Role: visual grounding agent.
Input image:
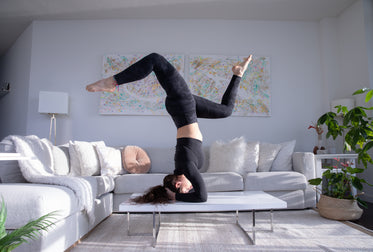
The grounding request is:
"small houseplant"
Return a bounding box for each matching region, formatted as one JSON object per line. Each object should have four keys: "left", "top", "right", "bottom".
{"left": 309, "top": 88, "right": 373, "bottom": 220}
{"left": 0, "top": 198, "right": 57, "bottom": 251}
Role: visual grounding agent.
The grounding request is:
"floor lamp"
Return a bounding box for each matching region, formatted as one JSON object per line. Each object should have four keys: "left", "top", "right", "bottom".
{"left": 38, "top": 91, "right": 69, "bottom": 145}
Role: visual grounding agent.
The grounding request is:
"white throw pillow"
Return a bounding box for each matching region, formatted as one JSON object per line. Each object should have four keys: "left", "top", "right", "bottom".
{"left": 245, "top": 141, "right": 259, "bottom": 173}
{"left": 207, "top": 137, "right": 248, "bottom": 175}
{"left": 52, "top": 145, "right": 70, "bottom": 175}
{"left": 96, "top": 146, "right": 124, "bottom": 176}
{"left": 258, "top": 142, "right": 281, "bottom": 172}
{"left": 271, "top": 140, "right": 296, "bottom": 171}
{"left": 68, "top": 141, "right": 80, "bottom": 176}
{"left": 69, "top": 140, "right": 105, "bottom": 176}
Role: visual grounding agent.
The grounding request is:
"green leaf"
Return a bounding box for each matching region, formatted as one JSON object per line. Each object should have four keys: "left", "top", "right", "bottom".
{"left": 353, "top": 88, "right": 369, "bottom": 95}
{"left": 351, "top": 177, "right": 363, "bottom": 191}
{"left": 357, "top": 197, "right": 368, "bottom": 208}
{"left": 308, "top": 178, "right": 322, "bottom": 186}
{"left": 366, "top": 90, "right": 373, "bottom": 103}
{"left": 0, "top": 199, "right": 7, "bottom": 241}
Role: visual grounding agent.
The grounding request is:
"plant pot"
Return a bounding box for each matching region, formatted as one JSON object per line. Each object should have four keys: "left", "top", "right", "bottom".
{"left": 317, "top": 194, "right": 363, "bottom": 221}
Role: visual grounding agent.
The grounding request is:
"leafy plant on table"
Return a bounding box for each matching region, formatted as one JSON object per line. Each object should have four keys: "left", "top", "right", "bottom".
{"left": 309, "top": 88, "right": 373, "bottom": 207}
{"left": 309, "top": 158, "right": 367, "bottom": 207}
{"left": 0, "top": 198, "right": 58, "bottom": 251}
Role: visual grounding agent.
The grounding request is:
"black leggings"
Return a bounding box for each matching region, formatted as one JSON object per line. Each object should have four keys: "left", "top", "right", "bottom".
{"left": 113, "top": 53, "right": 241, "bottom": 202}
{"left": 114, "top": 53, "right": 241, "bottom": 128}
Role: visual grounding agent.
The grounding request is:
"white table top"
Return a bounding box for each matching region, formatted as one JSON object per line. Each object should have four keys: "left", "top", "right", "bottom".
{"left": 314, "top": 153, "right": 358, "bottom": 159}
{"left": 119, "top": 191, "right": 287, "bottom": 213}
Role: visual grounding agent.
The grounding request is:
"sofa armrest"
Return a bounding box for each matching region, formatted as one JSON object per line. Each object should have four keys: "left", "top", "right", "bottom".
{"left": 292, "top": 152, "right": 316, "bottom": 181}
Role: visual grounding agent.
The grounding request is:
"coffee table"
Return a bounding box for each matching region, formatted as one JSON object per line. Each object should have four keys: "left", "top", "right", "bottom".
{"left": 119, "top": 191, "right": 287, "bottom": 246}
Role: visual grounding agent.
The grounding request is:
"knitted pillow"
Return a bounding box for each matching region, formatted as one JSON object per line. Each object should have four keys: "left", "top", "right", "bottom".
{"left": 122, "top": 146, "right": 151, "bottom": 174}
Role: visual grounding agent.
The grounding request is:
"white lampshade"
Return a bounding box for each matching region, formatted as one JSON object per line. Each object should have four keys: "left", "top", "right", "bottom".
{"left": 38, "top": 91, "right": 69, "bottom": 114}
{"left": 330, "top": 98, "right": 355, "bottom": 114}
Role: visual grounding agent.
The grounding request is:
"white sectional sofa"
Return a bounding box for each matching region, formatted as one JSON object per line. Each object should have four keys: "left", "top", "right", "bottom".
{"left": 0, "top": 135, "right": 316, "bottom": 252}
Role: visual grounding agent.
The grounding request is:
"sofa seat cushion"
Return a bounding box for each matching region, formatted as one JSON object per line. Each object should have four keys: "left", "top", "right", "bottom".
{"left": 202, "top": 172, "right": 243, "bottom": 192}
{"left": 244, "top": 171, "right": 307, "bottom": 191}
{"left": 81, "top": 175, "right": 115, "bottom": 198}
{"left": 115, "top": 174, "right": 167, "bottom": 194}
{"left": 1, "top": 184, "right": 80, "bottom": 229}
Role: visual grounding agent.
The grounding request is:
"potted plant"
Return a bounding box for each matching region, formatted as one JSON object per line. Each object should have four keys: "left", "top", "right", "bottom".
{"left": 0, "top": 198, "right": 57, "bottom": 251}
{"left": 309, "top": 88, "right": 373, "bottom": 220}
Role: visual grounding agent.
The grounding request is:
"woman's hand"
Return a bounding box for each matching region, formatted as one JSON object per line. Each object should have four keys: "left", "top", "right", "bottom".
{"left": 165, "top": 188, "right": 176, "bottom": 201}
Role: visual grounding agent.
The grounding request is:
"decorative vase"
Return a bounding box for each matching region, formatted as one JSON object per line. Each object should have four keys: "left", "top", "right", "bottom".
{"left": 317, "top": 194, "right": 363, "bottom": 221}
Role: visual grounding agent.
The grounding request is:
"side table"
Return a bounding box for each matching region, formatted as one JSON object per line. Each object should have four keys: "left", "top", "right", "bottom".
{"left": 314, "top": 153, "right": 358, "bottom": 199}
{"left": 0, "top": 153, "right": 29, "bottom": 183}
{"left": 0, "top": 153, "right": 29, "bottom": 161}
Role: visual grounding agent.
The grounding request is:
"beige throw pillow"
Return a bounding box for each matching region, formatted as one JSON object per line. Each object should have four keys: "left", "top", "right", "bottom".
{"left": 122, "top": 146, "right": 151, "bottom": 174}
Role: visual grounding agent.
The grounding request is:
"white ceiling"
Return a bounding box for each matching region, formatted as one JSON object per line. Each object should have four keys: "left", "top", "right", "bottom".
{"left": 0, "top": 0, "right": 357, "bottom": 56}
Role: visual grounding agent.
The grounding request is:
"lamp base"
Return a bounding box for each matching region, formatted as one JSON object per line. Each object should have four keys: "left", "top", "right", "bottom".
{"left": 49, "top": 113, "right": 56, "bottom": 145}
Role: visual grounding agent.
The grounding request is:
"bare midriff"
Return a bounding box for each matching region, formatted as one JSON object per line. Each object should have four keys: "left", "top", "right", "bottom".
{"left": 176, "top": 123, "right": 203, "bottom": 141}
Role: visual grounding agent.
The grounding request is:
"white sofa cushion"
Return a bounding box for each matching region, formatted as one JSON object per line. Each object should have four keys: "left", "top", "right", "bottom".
{"left": 114, "top": 173, "right": 167, "bottom": 194}
{"left": 258, "top": 142, "right": 281, "bottom": 172}
{"left": 244, "top": 171, "right": 307, "bottom": 191}
{"left": 69, "top": 141, "right": 105, "bottom": 176}
{"left": 201, "top": 172, "right": 243, "bottom": 191}
{"left": 271, "top": 140, "right": 296, "bottom": 171}
{"left": 207, "top": 137, "right": 248, "bottom": 175}
{"left": 96, "top": 146, "right": 124, "bottom": 176}
{"left": 246, "top": 141, "right": 260, "bottom": 173}
{"left": 81, "top": 176, "right": 115, "bottom": 198}
{"left": 1, "top": 184, "right": 80, "bottom": 229}
{"left": 52, "top": 145, "right": 70, "bottom": 175}
{"left": 144, "top": 147, "right": 175, "bottom": 174}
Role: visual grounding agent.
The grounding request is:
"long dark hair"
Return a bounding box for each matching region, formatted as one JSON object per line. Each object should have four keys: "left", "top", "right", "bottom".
{"left": 131, "top": 174, "right": 177, "bottom": 204}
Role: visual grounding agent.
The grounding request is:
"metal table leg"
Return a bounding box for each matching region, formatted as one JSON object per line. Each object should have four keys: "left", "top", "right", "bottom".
{"left": 152, "top": 211, "right": 161, "bottom": 247}
{"left": 236, "top": 210, "right": 255, "bottom": 245}
{"left": 126, "top": 211, "right": 161, "bottom": 248}
{"left": 235, "top": 209, "right": 275, "bottom": 245}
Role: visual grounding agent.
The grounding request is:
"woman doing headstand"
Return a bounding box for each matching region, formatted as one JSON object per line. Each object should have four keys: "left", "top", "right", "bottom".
{"left": 86, "top": 53, "right": 252, "bottom": 203}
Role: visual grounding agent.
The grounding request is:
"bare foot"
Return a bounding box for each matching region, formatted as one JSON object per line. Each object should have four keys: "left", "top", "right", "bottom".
{"left": 86, "top": 76, "right": 117, "bottom": 92}
{"left": 232, "top": 55, "right": 253, "bottom": 77}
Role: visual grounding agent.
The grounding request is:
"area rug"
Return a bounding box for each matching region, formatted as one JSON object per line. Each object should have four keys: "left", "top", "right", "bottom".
{"left": 71, "top": 210, "right": 373, "bottom": 252}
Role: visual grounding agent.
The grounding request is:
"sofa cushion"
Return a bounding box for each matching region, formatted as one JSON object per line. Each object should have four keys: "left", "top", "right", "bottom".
{"left": 271, "top": 140, "right": 296, "bottom": 172}
{"left": 96, "top": 146, "right": 124, "bottom": 176}
{"left": 52, "top": 145, "right": 70, "bottom": 175}
{"left": 144, "top": 147, "right": 175, "bottom": 174}
{"left": 201, "top": 172, "right": 243, "bottom": 192}
{"left": 246, "top": 141, "right": 260, "bottom": 173}
{"left": 81, "top": 176, "right": 115, "bottom": 198}
{"left": 1, "top": 184, "right": 80, "bottom": 229}
{"left": 69, "top": 141, "right": 105, "bottom": 176}
{"left": 244, "top": 171, "right": 307, "bottom": 191}
{"left": 207, "top": 137, "right": 248, "bottom": 175}
{"left": 122, "top": 146, "right": 151, "bottom": 174}
{"left": 258, "top": 142, "right": 281, "bottom": 172}
{"left": 114, "top": 174, "right": 167, "bottom": 194}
